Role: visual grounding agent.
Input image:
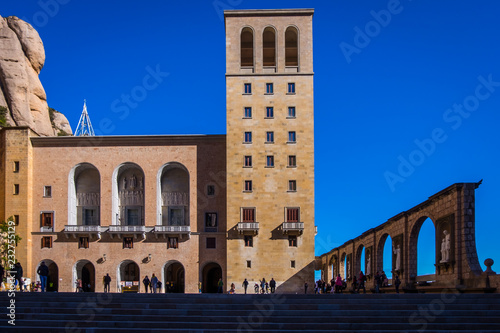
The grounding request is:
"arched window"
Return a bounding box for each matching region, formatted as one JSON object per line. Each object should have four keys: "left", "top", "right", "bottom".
{"left": 263, "top": 27, "right": 276, "bottom": 67}
{"left": 240, "top": 27, "right": 254, "bottom": 67}
{"left": 285, "top": 27, "right": 298, "bottom": 67}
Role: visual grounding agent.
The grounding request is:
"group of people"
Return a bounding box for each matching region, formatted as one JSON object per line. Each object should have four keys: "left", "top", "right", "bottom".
{"left": 142, "top": 274, "right": 163, "bottom": 293}
{"left": 0, "top": 261, "right": 50, "bottom": 292}
{"left": 374, "top": 271, "right": 401, "bottom": 293}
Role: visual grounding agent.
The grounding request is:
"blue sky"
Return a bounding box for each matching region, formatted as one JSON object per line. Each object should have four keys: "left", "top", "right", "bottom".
{"left": 2, "top": 0, "right": 499, "bottom": 275}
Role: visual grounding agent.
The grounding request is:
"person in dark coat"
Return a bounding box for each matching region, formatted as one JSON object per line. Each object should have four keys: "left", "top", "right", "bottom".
{"left": 14, "top": 262, "right": 24, "bottom": 292}
{"left": 270, "top": 278, "right": 276, "bottom": 293}
{"left": 103, "top": 273, "right": 111, "bottom": 293}
{"left": 37, "top": 261, "right": 49, "bottom": 292}
{"left": 142, "top": 275, "right": 150, "bottom": 293}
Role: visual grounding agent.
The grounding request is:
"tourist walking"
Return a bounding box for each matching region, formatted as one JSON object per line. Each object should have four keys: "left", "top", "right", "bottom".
{"left": 304, "top": 282, "right": 308, "bottom": 294}
{"left": 260, "top": 278, "right": 266, "bottom": 294}
{"left": 394, "top": 275, "right": 401, "bottom": 294}
{"left": 103, "top": 273, "right": 111, "bottom": 293}
{"left": 151, "top": 274, "right": 158, "bottom": 293}
{"left": 37, "top": 261, "right": 49, "bottom": 292}
{"left": 143, "top": 275, "right": 150, "bottom": 293}
{"left": 157, "top": 280, "right": 162, "bottom": 293}
{"left": 270, "top": 278, "right": 276, "bottom": 293}
{"left": 335, "top": 274, "right": 343, "bottom": 293}
{"left": 242, "top": 278, "right": 249, "bottom": 294}
{"left": 198, "top": 281, "right": 202, "bottom": 293}
{"left": 357, "top": 271, "right": 366, "bottom": 294}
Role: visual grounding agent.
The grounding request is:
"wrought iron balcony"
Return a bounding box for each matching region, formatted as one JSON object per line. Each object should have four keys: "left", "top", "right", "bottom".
{"left": 237, "top": 222, "right": 259, "bottom": 234}
{"left": 282, "top": 222, "right": 304, "bottom": 234}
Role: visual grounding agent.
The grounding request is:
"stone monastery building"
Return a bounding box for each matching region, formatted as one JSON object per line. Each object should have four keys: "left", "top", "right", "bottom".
{"left": 0, "top": 9, "right": 316, "bottom": 293}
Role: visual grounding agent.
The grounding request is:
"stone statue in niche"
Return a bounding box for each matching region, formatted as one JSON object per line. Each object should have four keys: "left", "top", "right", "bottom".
{"left": 440, "top": 230, "right": 451, "bottom": 263}
{"left": 139, "top": 177, "right": 143, "bottom": 189}
{"left": 366, "top": 252, "right": 371, "bottom": 275}
{"left": 130, "top": 174, "right": 137, "bottom": 189}
{"left": 122, "top": 177, "right": 127, "bottom": 190}
{"left": 394, "top": 244, "right": 401, "bottom": 271}
{"left": 347, "top": 259, "right": 351, "bottom": 279}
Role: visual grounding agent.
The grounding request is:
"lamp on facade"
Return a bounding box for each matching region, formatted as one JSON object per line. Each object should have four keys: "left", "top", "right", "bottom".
{"left": 102, "top": 254, "right": 106, "bottom": 262}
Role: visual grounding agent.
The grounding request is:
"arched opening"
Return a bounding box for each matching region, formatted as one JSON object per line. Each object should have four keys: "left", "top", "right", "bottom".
{"left": 157, "top": 163, "right": 189, "bottom": 227}
{"left": 163, "top": 261, "right": 185, "bottom": 293}
{"left": 329, "top": 255, "right": 337, "bottom": 282}
{"left": 409, "top": 216, "right": 436, "bottom": 281}
{"left": 36, "top": 259, "right": 59, "bottom": 292}
{"left": 74, "top": 260, "right": 95, "bottom": 292}
{"left": 355, "top": 245, "right": 365, "bottom": 276}
{"left": 202, "top": 262, "right": 222, "bottom": 293}
{"left": 263, "top": 27, "right": 276, "bottom": 67}
{"left": 113, "top": 163, "right": 145, "bottom": 226}
{"left": 118, "top": 260, "right": 140, "bottom": 292}
{"left": 340, "top": 252, "right": 347, "bottom": 280}
{"left": 382, "top": 234, "right": 393, "bottom": 279}
{"left": 417, "top": 218, "right": 436, "bottom": 277}
{"left": 68, "top": 163, "right": 100, "bottom": 226}
{"left": 240, "top": 27, "right": 254, "bottom": 67}
{"left": 285, "top": 26, "right": 298, "bottom": 67}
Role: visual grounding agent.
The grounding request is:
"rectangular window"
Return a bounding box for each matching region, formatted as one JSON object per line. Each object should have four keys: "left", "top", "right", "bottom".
{"left": 79, "top": 237, "right": 89, "bottom": 249}
{"left": 168, "top": 237, "right": 179, "bottom": 249}
{"left": 244, "top": 155, "right": 252, "bottom": 167}
{"left": 291, "top": 260, "right": 296, "bottom": 268}
{"left": 288, "top": 107, "right": 296, "bottom": 118}
{"left": 207, "top": 185, "right": 215, "bottom": 196}
{"left": 288, "top": 82, "right": 296, "bottom": 94}
{"left": 242, "top": 208, "right": 255, "bottom": 223}
{"left": 289, "top": 235, "right": 298, "bottom": 247}
{"left": 288, "top": 180, "right": 297, "bottom": 192}
{"left": 288, "top": 155, "right": 297, "bottom": 167}
{"left": 288, "top": 131, "right": 296, "bottom": 143}
{"left": 266, "top": 155, "right": 274, "bottom": 167}
{"left": 266, "top": 131, "right": 274, "bottom": 143}
{"left": 41, "top": 236, "right": 52, "bottom": 249}
{"left": 244, "top": 132, "right": 252, "bottom": 143}
{"left": 41, "top": 212, "right": 54, "bottom": 228}
{"left": 205, "top": 212, "right": 218, "bottom": 232}
{"left": 244, "top": 235, "right": 253, "bottom": 247}
{"left": 14, "top": 215, "right": 19, "bottom": 226}
{"left": 247, "top": 260, "right": 252, "bottom": 268}
{"left": 286, "top": 208, "right": 300, "bottom": 222}
{"left": 266, "top": 107, "right": 274, "bottom": 118}
{"left": 13, "top": 161, "right": 20, "bottom": 173}
{"left": 206, "top": 237, "right": 216, "bottom": 249}
{"left": 123, "top": 237, "right": 133, "bottom": 249}
{"left": 13, "top": 184, "right": 19, "bottom": 195}
{"left": 244, "top": 83, "right": 252, "bottom": 94}
{"left": 43, "top": 186, "right": 52, "bottom": 198}
{"left": 266, "top": 83, "right": 274, "bottom": 94}
{"left": 244, "top": 180, "right": 252, "bottom": 192}
{"left": 244, "top": 107, "right": 252, "bottom": 118}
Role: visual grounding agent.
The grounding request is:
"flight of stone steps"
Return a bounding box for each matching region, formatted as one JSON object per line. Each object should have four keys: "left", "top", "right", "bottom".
{"left": 1, "top": 291, "right": 499, "bottom": 332}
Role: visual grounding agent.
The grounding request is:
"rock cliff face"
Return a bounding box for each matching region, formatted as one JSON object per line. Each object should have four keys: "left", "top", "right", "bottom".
{"left": 0, "top": 15, "right": 72, "bottom": 136}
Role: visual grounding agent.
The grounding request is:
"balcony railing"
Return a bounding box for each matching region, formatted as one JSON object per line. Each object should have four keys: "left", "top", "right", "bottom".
{"left": 64, "top": 225, "right": 103, "bottom": 233}
{"left": 283, "top": 222, "right": 304, "bottom": 234}
{"left": 153, "top": 225, "right": 190, "bottom": 233}
{"left": 237, "top": 222, "right": 259, "bottom": 234}
{"left": 108, "top": 225, "right": 146, "bottom": 233}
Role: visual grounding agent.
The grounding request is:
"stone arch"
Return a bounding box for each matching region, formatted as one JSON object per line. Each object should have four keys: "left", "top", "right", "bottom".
{"left": 68, "top": 163, "right": 100, "bottom": 226}
{"left": 36, "top": 259, "right": 58, "bottom": 292}
{"left": 201, "top": 262, "right": 222, "bottom": 293}
{"left": 240, "top": 26, "right": 254, "bottom": 67}
{"left": 355, "top": 244, "right": 365, "bottom": 276}
{"left": 162, "top": 260, "right": 185, "bottom": 293}
{"left": 156, "top": 162, "right": 190, "bottom": 227}
{"left": 117, "top": 260, "right": 140, "bottom": 292}
{"left": 112, "top": 163, "right": 145, "bottom": 226}
{"left": 285, "top": 25, "right": 299, "bottom": 67}
{"left": 340, "top": 252, "right": 347, "bottom": 280}
{"left": 409, "top": 215, "right": 435, "bottom": 279}
{"left": 263, "top": 26, "right": 277, "bottom": 67}
{"left": 329, "top": 254, "right": 338, "bottom": 282}
{"left": 377, "top": 233, "right": 390, "bottom": 274}
{"left": 73, "top": 259, "right": 95, "bottom": 292}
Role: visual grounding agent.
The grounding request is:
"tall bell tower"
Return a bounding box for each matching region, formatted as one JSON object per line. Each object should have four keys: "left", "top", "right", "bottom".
{"left": 225, "top": 9, "right": 315, "bottom": 292}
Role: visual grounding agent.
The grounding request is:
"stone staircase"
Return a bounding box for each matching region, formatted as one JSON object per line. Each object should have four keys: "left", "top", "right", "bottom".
{"left": 1, "top": 291, "right": 499, "bottom": 332}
